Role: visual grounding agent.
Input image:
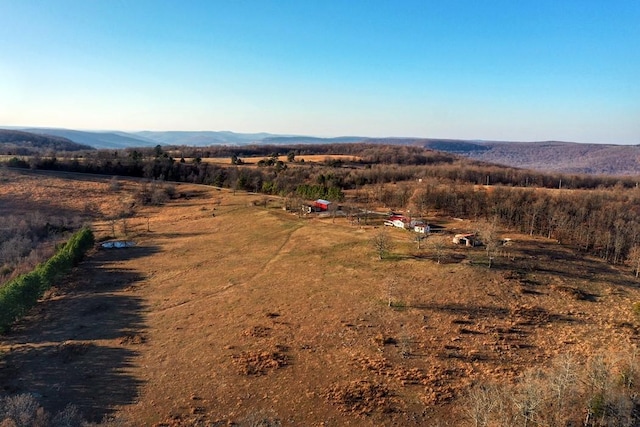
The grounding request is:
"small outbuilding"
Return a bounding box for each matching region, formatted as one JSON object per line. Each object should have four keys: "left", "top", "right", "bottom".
{"left": 388, "top": 214, "right": 409, "bottom": 229}
{"left": 409, "top": 220, "right": 430, "bottom": 234}
{"left": 414, "top": 224, "right": 430, "bottom": 234}
{"left": 391, "top": 219, "right": 407, "bottom": 229}
{"left": 100, "top": 240, "right": 136, "bottom": 249}
{"left": 453, "top": 233, "right": 478, "bottom": 247}
{"left": 313, "top": 199, "right": 332, "bottom": 211}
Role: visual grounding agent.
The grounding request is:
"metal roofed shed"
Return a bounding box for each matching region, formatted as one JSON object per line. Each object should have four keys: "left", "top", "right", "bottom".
{"left": 453, "top": 234, "right": 479, "bottom": 247}
{"left": 313, "top": 199, "right": 332, "bottom": 211}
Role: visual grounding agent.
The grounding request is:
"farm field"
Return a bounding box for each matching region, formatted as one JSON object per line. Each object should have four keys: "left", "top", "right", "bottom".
{"left": 1, "top": 169, "right": 640, "bottom": 425}
{"left": 181, "top": 154, "right": 361, "bottom": 165}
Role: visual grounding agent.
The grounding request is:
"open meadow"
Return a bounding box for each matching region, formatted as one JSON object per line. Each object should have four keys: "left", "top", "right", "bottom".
{"left": 1, "top": 169, "right": 640, "bottom": 425}
{"left": 178, "top": 154, "right": 361, "bottom": 166}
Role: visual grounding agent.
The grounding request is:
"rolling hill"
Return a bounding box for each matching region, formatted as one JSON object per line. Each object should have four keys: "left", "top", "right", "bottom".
{"left": 6, "top": 126, "right": 640, "bottom": 175}
{"left": 0, "top": 129, "right": 93, "bottom": 153}
{"left": 15, "top": 128, "right": 158, "bottom": 149}
{"left": 134, "top": 131, "right": 366, "bottom": 146}
{"left": 422, "top": 140, "right": 640, "bottom": 176}
{"left": 136, "top": 130, "right": 283, "bottom": 146}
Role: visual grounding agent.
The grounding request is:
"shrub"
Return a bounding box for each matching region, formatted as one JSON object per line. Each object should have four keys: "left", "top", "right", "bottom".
{"left": 0, "top": 394, "right": 86, "bottom": 427}
{"left": 5, "top": 157, "right": 29, "bottom": 169}
{"left": 0, "top": 228, "right": 94, "bottom": 333}
{"left": 0, "top": 393, "right": 49, "bottom": 426}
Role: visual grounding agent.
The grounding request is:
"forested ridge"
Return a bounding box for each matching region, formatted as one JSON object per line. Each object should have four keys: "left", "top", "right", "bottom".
{"left": 447, "top": 140, "right": 640, "bottom": 176}
{"left": 405, "top": 183, "right": 640, "bottom": 264}
{"left": 0, "top": 129, "right": 93, "bottom": 154}
{"left": 4, "top": 143, "right": 636, "bottom": 188}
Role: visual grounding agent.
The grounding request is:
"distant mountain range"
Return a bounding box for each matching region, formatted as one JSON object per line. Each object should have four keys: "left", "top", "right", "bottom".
{"left": 9, "top": 127, "right": 364, "bottom": 148}
{"left": 2, "top": 127, "right": 639, "bottom": 176}
{"left": 12, "top": 128, "right": 160, "bottom": 149}
{"left": 5, "top": 127, "right": 382, "bottom": 148}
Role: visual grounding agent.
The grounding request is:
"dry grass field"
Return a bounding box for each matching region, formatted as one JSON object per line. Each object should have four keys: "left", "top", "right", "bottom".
{"left": 1, "top": 169, "right": 640, "bottom": 425}
{"left": 188, "top": 154, "right": 360, "bottom": 165}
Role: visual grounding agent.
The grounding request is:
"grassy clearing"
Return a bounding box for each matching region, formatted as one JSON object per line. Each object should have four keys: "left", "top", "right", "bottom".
{"left": 1, "top": 173, "right": 639, "bottom": 425}
{"left": 187, "top": 154, "right": 361, "bottom": 165}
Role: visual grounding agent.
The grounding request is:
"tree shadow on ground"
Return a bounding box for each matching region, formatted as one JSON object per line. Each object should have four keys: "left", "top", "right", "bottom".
{"left": 476, "top": 240, "right": 638, "bottom": 289}
{"left": 0, "top": 194, "right": 85, "bottom": 221}
{"left": 0, "top": 246, "right": 152, "bottom": 422}
{"left": 0, "top": 344, "right": 142, "bottom": 423}
{"left": 409, "top": 302, "right": 579, "bottom": 325}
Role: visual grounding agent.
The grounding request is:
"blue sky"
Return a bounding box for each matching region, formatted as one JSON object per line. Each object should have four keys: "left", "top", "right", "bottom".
{"left": 0, "top": 0, "right": 638, "bottom": 143}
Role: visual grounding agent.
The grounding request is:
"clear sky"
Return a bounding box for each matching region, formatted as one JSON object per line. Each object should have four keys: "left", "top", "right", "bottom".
{"left": 0, "top": 0, "right": 638, "bottom": 143}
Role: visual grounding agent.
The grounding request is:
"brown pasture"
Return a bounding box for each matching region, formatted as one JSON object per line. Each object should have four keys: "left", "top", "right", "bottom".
{"left": 187, "top": 154, "right": 360, "bottom": 165}
{"left": 1, "top": 169, "right": 639, "bottom": 425}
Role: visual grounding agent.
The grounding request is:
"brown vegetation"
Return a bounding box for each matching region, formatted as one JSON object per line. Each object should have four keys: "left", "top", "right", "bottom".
{"left": 2, "top": 146, "right": 640, "bottom": 425}
{"left": 464, "top": 141, "right": 640, "bottom": 176}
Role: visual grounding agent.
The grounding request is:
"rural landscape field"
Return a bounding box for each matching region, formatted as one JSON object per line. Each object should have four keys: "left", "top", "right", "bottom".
{"left": 2, "top": 134, "right": 640, "bottom": 426}
{"left": 3, "top": 1, "right": 638, "bottom": 424}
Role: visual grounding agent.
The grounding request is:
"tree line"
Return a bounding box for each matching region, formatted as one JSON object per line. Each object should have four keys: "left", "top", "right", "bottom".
{"left": 0, "top": 228, "right": 94, "bottom": 333}
{"left": 403, "top": 183, "right": 640, "bottom": 264}
{"left": 5, "top": 144, "right": 637, "bottom": 194}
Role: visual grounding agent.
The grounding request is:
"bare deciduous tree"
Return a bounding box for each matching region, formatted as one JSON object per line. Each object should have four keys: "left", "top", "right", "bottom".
{"left": 428, "top": 235, "right": 446, "bottom": 264}
{"left": 385, "top": 276, "right": 397, "bottom": 307}
{"left": 478, "top": 220, "right": 499, "bottom": 268}
{"left": 548, "top": 354, "right": 578, "bottom": 425}
{"left": 411, "top": 231, "right": 425, "bottom": 250}
{"left": 464, "top": 384, "right": 499, "bottom": 427}
{"left": 627, "top": 245, "right": 640, "bottom": 278}
{"left": 372, "top": 230, "right": 393, "bottom": 260}
{"left": 462, "top": 350, "right": 640, "bottom": 427}
{"left": 512, "top": 370, "right": 544, "bottom": 427}
{"left": 328, "top": 202, "right": 339, "bottom": 223}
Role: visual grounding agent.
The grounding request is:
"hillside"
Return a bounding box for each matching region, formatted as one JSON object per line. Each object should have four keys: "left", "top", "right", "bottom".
{"left": 423, "top": 140, "right": 640, "bottom": 176}
{"left": 261, "top": 135, "right": 365, "bottom": 144}
{"left": 137, "top": 130, "right": 284, "bottom": 146}
{"left": 7, "top": 126, "right": 640, "bottom": 175}
{"left": 0, "top": 129, "right": 93, "bottom": 154}
{"left": 1, "top": 170, "right": 640, "bottom": 425}
{"left": 16, "top": 128, "right": 158, "bottom": 149}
